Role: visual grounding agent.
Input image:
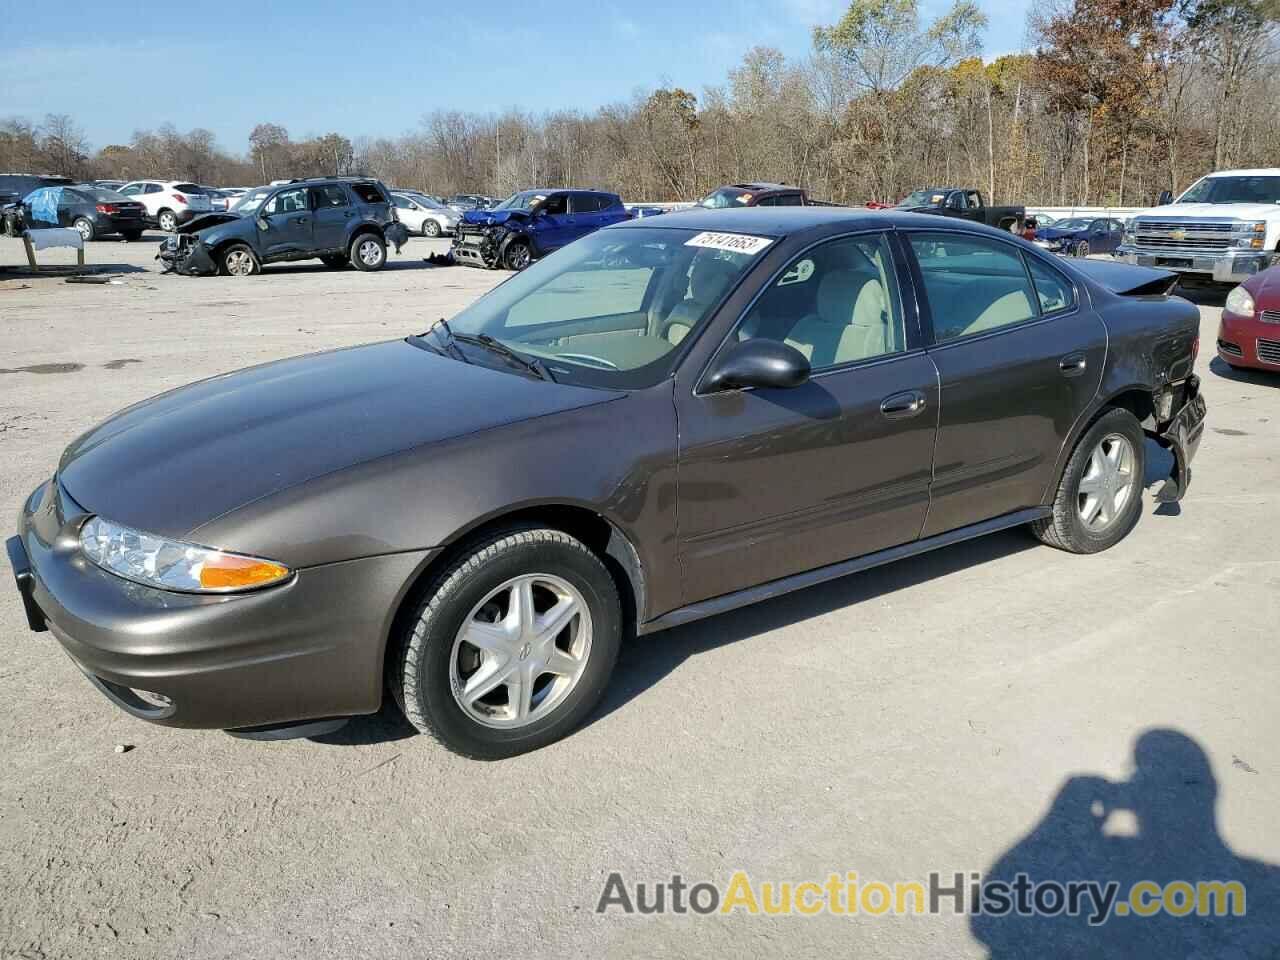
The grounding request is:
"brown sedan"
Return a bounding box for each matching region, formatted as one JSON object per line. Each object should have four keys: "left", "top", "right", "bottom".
{"left": 9, "top": 209, "right": 1205, "bottom": 758}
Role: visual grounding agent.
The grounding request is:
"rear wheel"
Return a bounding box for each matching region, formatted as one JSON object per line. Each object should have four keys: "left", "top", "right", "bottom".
{"left": 350, "top": 233, "right": 386, "bottom": 271}
{"left": 394, "top": 527, "right": 622, "bottom": 759}
{"left": 73, "top": 217, "right": 95, "bottom": 242}
{"left": 220, "top": 243, "right": 259, "bottom": 277}
{"left": 1032, "top": 407, "right": 1145, "bottom": 554}
{"left": 157, "top": 209, "right": 178, "bottom": 233}
{"left": 422, "top": 219, "right": 441, "bottom": 238}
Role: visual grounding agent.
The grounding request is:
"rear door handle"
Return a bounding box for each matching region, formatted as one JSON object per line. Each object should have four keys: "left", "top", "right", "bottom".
{"left": 1059, "top": 353, "right": 1088, "bottom": 377}
{"left": 881, "top": 389, "right": 927, "bottom": 419}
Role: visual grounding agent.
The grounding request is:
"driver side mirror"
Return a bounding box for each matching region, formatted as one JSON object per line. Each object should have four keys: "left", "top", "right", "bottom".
{"left": 1157, "top": 190, "right": 1174, "bottom": 205}
{"left": 703, "top": 339, "right": 811, "bottom": 393}
{"left": 256, "top": 215, "right": 269, "bottom": 231}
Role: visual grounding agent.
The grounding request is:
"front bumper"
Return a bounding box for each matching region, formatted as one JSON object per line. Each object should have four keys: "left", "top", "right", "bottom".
{"left": 10, "top": 477, "right": 432, "bottom": 731}
{"left": 1218, "top": 311, "right": 1280, "bottom": 371}
{"left": 451, "top": 227, "right": 505, "bottom": 268}
{"left": 157, "top": 234, "right": 218, "bottom": 276}
{"left": 1116, "top": 246, "right": 1274, "bottom": 284}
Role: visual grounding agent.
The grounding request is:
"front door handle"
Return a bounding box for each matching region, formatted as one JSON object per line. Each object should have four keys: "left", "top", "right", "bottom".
{"left": 881, "top": 389, "right": 927, "bottom": 419}
{"left": 1059, "top": 353, "right": 1088, "bottom": 377}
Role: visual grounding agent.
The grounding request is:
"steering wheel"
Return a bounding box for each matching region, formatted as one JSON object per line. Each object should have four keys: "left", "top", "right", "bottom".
{"left": 557, "top": 352, "right": 618, "bottom": 370}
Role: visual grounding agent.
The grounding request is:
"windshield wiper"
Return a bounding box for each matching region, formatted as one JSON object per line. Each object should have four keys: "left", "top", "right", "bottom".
{"left": 451, "top": 332, "right": 556, "bottom": 382}
{"left": 423, "top": 317, "right": 471, "bottom": 364}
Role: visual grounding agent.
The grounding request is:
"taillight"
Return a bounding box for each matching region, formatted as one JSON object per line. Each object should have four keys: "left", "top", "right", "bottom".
{"left": 95, "top": 203, "right": 118, "bottom": 214}
{"left": 172, "top": 193, "right": 187, "bottom": 204}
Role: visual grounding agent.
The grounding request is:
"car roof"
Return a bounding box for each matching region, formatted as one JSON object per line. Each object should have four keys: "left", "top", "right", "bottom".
{"left": 610, "top": 206, "right": 1036, "bottom": 241}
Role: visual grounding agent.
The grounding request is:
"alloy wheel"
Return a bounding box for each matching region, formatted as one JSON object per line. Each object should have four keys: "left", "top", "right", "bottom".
{"left": 449, "top": 573, "right": 593, "bottom": 729}
{"left": 1076, "top": 240, "right": 1090, "bottom": 258}
{"left": 1077, "top": 433, "right": 1136, "bottom": 531}
{"left": 159, "top": 211, "right": 177, "bottom": 232}
{"left": 225, "top": 249, "right": 255, "bottom": 277}
{"left": 358, "top": 238, "right": 383, "bottom": 267}
{"left": 75, "top": 219, "right": 93, "bottom": 241}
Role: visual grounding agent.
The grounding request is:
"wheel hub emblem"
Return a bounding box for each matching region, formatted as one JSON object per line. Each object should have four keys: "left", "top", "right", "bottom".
{"left": 518, "top": 642, "right": 531, "bottom": 661}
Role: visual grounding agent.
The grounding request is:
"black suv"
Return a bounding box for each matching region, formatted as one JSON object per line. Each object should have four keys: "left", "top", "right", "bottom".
{"left": 159, "top": 177, "right": 410, "bottom": 277}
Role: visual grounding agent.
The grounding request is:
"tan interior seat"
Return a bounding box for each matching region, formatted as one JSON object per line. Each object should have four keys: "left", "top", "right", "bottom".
{"left": 664, "top": 258, "right": 736, "bottom": 345}
{"left": 783, "top": 269, "right": 894, "bottom": 367}
{"left": 961, "top": 289, "right": 1034, "bottom": 336}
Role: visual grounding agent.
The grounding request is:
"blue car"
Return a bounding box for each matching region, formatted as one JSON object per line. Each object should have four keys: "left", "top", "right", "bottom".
{"left": 451, "top": 189, "right": 630, "bottom": 270}
{"left": 1034, "top": 217, "right": 1126, "bottom": 258}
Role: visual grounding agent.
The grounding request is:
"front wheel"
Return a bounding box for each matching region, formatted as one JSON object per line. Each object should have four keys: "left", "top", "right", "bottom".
{"left": 220, "top": 243, "right": 260, "bottom": 277}
{"left": 351, "top": 233, "right": 386, "bottom": 271}
{"left": 395, "top": 527, "right": 622, "bottom": 759}
{"left": 1032, "top": 407, "right": 1145, "bottom": 554}
{"left": 73, "top": 217, "right": 95, "bottom": 242}
{"left": 157, "top": 210, "right": 178, "bottom": 233}
{"left": 502, "top": 240, "right": 532, "bottom": 271}
{"left": 1075, "top": 240, "right": 1090, "bottom": 258}
{"left": 422, "top": 219, "right": 441, "bottom": 238}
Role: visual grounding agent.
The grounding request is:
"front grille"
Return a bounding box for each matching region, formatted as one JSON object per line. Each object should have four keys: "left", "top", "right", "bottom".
{"left": 1260, "top": 310, "right": 1280, "bottom": 324}
{"left": 1257, "top": 338, "right": 1280, "bottom": 365}
{"left": 1133, "top": 220, "right": 1234, "bottom": 251}
{"left": 1218, "top": 339, "right": 1243, "bottom": 357}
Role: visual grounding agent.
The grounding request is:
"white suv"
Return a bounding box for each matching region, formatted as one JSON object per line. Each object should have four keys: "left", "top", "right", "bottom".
{"left": 117, "top": 180, "right": 212, "bottom": 232}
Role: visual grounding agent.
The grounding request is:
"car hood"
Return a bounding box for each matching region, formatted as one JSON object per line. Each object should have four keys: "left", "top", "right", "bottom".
{"left": 57, "top": 339, "right": 617, "bottom": 541}
{"left": 178, "top": 212, "right": 244, "bottom": 234}
{"left": 1134, "top": 202, "right": 1280, "bottom": 221}
{"left": 461, "top": 208, "right": 529, "bottom": 226}
{"left": 1037, "top": 226, "right": 1085, "bottom": 240}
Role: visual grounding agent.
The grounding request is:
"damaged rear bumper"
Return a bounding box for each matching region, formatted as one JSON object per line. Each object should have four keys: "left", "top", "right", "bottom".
{"left": 156, "top": 234, "right": 218, "bottom": 276}
{"left": 1149, "top": 374, "right": 1206, "bottom": 502}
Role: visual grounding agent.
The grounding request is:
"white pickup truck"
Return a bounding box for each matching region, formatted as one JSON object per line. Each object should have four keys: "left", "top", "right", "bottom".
{"left": 1117, "top": 168, "right": 1280, "bottom": 284}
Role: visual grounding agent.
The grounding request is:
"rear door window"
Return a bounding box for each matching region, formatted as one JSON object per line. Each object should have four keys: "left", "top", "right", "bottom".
{"left": 1026, "top": 257, "right": 1076, "bottom": 315}
{"left": 144, "top": 183, "right": 162, "bottom": 194}
{"left": 570, "top": 193, "right": 602, "bottom": 214}
{"left": 315, "top": 185, "right": 350, "bottom": 207}
{"left": 349, "top": 183, "right": 387, "bottom": 204}
{"left": 909, "top": 233, "right": 1038, "bottom": 342}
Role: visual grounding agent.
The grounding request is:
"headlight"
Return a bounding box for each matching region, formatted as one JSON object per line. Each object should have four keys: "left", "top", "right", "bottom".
{"left": 79, "top": 517, "right": 290, "bottom": 593}
{"left": 1232, "top": 221, "right": 1267, "bottom": 249}
{"left": 1224, "top": 285, "right": 1256, "bottom": 318}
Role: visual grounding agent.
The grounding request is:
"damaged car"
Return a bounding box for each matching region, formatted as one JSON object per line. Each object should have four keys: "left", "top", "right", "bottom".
{"left": 9, "top": 210, "right": 1204, "bottom": 759}
{"left": 158, "top": 177, "right": 410, "bottom": 276}
{"left": 451, "top": 189, "right": 630, "bottom": 270}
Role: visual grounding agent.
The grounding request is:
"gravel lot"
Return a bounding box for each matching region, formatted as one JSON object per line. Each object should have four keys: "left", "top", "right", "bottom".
{"left": 1, "top": 235, "right": 1277, "bottom": 959}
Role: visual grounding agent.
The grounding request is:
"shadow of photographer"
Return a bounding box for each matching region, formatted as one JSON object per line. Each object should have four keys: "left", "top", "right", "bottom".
{"left": 972, "top": 729, "right": 1278, "bottom": 958}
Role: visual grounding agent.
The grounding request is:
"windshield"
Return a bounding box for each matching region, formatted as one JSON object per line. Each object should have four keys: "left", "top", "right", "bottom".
{"left": 230, "top": 189, "right": 271, "bottom": 214}
{"left": 897, "top": 189, "right": 947, "bottom": 208}
{"left": 1052, "top": 218, "right": 1094, "bottom": 231}
{"left": 441, "top": 227, "right": 768, "bottom": 388}
{"left": 493, "top": 191, "right": 545, "bottom": 211}
{"left": 1178, "top": 176, "right": 1280, "bottom": 205}
{"left": 698, "top": 187, "right": 755, "bottom": 209}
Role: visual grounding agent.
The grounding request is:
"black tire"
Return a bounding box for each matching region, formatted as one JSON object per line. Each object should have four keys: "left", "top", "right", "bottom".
{"left": 157, "top": 209, "right": 178, "bottom": 233}
{"left": 502, "top": 240, "right": 532, "bottom": 271}
{"left": 1032, "top": 407, "right": 1146, "bottom": 554}
{"left": 1076, "top": 240, "right": 1090, "bottom": 258}
{"left": 350, "top": 232, "right": 387, "bottom": 271}
{"left": 121, "top": 229, "right": 143, "bottom": 242}
{"left": 320, "top": 254, "right": 348, "bottom": 269}
{"left": 395, "top": 527, "right": 622, "bottom": 759}
{"left": 219, "top": 243, "right": 259, "bottom": 277}
{"left": 73, "top": 217, "right": 95, "bottom": 242}
{"left": 422, "top": 219, "right": 441, "bottom": 238}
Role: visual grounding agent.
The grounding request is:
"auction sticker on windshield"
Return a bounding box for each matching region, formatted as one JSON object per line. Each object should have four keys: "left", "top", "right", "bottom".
{"left": 685, "top": 232, "right": 773, "bottom": 255}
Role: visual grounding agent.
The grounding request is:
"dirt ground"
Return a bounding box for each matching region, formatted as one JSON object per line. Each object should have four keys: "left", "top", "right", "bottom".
{"left": 1, "top": 234, "right": 1277, "bottom": 959}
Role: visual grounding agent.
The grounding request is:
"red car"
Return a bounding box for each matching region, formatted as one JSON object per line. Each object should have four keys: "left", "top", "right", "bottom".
{"left": 1218, "top": 266, "right": 1280, "bottom": 372}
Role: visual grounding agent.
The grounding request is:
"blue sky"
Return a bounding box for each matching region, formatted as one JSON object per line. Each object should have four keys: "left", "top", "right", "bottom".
{"left": 1, "top": 0, "right": 1032, "bottom": 154}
